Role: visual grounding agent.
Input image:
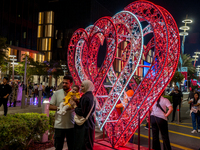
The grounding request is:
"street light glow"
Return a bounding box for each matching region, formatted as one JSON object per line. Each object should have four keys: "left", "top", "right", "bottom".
{"left": 179, "top": 32, "right": 188, "bottom": 36}
{"left": 179, "top": 26, "right": 190, "bottom": 30}
{"left": 11, "top": 62, "right": 19, "bottom": 65}
{"left": 192, "top": 55, "right": 199, "bottom": 58}
{"left": 9, "top": 55, "right": 16, "bottom": 58}
{"left": 10, "top": 59, "right": 17, "bottom": 61}
{"left": 182, "top": 19, "right": 193, "bottom": 24}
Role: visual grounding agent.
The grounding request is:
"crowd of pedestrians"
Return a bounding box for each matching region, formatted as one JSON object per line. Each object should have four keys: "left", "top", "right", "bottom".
{"left": 1, "top": 75, "right": 200, "bottom": 150}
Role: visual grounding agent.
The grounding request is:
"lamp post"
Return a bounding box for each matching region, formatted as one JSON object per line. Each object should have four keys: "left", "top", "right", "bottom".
{"left": 9, "top": 55, "right": 18, "bottom": 81}
{"left": 179, "top": 18, "right": 193, "bottom": 55}
{"left": 61, "top": 65, "right": 67, "bottom": 76}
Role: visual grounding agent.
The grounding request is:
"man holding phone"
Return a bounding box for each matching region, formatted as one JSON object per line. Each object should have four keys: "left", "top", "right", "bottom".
{"left": 170, "top": 85, "right": 183, "bottom": 122}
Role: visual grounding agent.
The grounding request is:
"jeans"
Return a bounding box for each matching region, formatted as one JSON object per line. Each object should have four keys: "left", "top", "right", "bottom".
{"left": 151, "top": 116, "right": 171, "bottom": 150}
{"left": 191, "top": 112, "right": 200, "bottom": 130}
{"left": 0, "top": 98, "right": 8, "bottom": 116}
{"left": 54, "top": 128, "right": 74, "bottom": 150}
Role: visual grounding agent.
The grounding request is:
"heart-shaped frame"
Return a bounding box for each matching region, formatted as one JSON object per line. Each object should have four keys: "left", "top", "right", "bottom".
{"left": 67, "top": 0, "right": 180, "bottom": 147}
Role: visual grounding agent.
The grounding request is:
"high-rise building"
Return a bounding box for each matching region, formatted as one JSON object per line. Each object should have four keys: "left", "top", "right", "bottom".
{"left": 0, "top": 0, "right": 45, "bottom": 63}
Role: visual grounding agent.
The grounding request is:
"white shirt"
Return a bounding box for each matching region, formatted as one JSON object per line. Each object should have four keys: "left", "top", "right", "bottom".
{"left": 50, "top": 89, "right": 74, "bottom": 129}
{"left": 189, "top": 99, "right": 200, "bottom": 114}
{"left": 151, "top": 96, "right": 172, "bottom": 121}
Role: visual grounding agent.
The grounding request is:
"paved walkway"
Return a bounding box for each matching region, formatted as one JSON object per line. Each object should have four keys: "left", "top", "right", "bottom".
{"left": 2, "top": 93, "right": 200, "bottom": 150}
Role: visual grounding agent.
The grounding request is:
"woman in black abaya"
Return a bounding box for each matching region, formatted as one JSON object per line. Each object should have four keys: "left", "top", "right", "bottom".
{"left": 69, "top": 80, "right": 95, "bottom": 150}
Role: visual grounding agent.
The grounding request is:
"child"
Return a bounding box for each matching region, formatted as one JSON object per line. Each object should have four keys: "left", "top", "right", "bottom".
{"left": 57, "top": 85, "right": 80, "bottom": 115}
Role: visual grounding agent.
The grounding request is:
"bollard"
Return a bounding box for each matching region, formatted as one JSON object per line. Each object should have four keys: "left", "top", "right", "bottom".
{"left": 21, "top": 90, "right": 25, "bottom": 109}
{"left": 42, "top": 99, "right": 50, "bottom": 142}
{"left": 38, "top": 90, "right": 42, "bottom": 107}
{"left": 177, "top": 105, "right": 179, "bottom": 124}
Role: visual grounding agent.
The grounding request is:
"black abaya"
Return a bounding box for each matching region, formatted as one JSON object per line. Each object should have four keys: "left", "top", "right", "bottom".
{"left": 74, "top": 91, "right": 95, "bottom": 150}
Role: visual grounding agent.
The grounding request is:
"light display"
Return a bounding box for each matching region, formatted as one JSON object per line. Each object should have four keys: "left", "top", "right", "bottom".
{"left": 67, "top": 0, "right": 180, "bottom": 147}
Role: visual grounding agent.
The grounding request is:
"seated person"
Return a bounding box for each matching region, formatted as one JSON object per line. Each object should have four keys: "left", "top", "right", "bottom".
{"left": 57, "top": 85, "right": 80, "bottom": 115}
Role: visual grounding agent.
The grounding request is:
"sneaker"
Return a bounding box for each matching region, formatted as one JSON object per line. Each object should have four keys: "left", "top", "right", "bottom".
{"left": 198, "top": 129, "right": 200, "bottom": 133}
{"left": 191, "top": 130, "right": 197, "bottom": 133}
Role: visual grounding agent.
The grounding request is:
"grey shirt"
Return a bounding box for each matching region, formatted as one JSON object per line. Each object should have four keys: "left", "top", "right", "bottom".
{"left": 50, "top": 89, "right": 74, "bottom": 129}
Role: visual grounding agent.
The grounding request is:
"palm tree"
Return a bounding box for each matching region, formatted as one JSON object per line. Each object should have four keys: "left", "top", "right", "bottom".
{"left": 180, "top": 54, "right": 198, "bottom": 80}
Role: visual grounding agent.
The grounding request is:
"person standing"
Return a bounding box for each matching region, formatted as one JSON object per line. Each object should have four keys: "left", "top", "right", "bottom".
{"left": 188, "top": 92, "right": 200, "bottom": 133}
{"left": 49, "top": 75, "right": 74, "bottom": 150}
{"left": 188, "top": 88, "right": 194, "bottom": 110}
{"left": 150, "top": 92, "right": 173, "bottom": 150}
{"left": 170, "top": 85, "right": 183, "bottom": 122}
{"left": 70, "top": 80, "right": 96, "bottom": 150}
{"left": 0, "top": 77, "right": 12, "bottom": 116}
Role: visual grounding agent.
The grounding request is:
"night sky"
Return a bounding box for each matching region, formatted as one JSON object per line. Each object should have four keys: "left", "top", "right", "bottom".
{"left": 94, "top": 0, "right": 200, "bottom": 65}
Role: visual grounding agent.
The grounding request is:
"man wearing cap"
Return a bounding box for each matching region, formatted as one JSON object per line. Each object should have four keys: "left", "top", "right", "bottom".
{"left": 0, "top": 77, "right": 12, "bottom": 116}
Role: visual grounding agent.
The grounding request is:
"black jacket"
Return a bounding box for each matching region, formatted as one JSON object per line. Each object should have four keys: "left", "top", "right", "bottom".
{"left": 170, "top": 90, "right": 183, "bottom": 105}
{"left": 0, "top": 84, "right": 12, "bottom": 99}
{"left": 75, "top": 91, "right": 95, "bottom": 128}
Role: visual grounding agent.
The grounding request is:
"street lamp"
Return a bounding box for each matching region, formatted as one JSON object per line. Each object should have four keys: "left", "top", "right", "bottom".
{"left": 61, "top": 65, "right": 67, "bottom": 76}
{"left": 9, "top": 55, "right": 18, "bottom": 81}
{"left": 179, "top": 18, "right": 193, "bottom": 54}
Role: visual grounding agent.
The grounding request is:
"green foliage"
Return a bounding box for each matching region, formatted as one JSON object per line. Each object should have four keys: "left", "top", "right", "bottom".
{"left": 163, "top": 95, "right": 173, "bottom": 103}
{"left": 0, "top": 36, "right": 9, "bottom": 70}
{"left": 49, "top": 111, "right": 55, "bottom": 140}
{"left": 0, "top": 116, "right": 29, "bottom": 150}
{"left": 0, "top": 113, "right": 49, "bottom": 150}
{"left": 171, "top": 71, "right": 184, "bottom": 84}
{"left": 180, "top": 54, "right": 198, "bottom": 80}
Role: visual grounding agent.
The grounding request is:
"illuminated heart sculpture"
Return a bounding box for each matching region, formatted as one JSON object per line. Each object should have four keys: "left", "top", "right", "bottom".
{"left": 67, "top": 1, "right": 180, "bottom": 147}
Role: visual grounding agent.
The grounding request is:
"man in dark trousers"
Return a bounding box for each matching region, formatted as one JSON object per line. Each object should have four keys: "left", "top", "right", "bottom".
{"left": 49, "top": 75, "right": 74, "bottom": 150}
{"left": 0, "top": 77, "right": 12, "bottom": 116}
{"left": 170, "top": 85, "right": 183, "bottom": 122}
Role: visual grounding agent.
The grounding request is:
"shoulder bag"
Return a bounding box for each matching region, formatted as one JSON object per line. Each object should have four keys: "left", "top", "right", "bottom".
{"left": 74, "top": 100, "right": 94, "bottom": 126}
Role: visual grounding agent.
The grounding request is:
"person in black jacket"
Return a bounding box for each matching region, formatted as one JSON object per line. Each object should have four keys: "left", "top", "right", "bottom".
{"left": 170, "top": 85, "right": 183, "bottom": 122}
{"left": 0, "top": 77, "right": 12, "bottom": 116}
{"left": 70, "top": 80, "right": 95, "bottom": 150}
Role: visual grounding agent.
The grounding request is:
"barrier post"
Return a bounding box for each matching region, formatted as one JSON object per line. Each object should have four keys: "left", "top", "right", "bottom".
{"left": 177, "top": 105, "right": 180, "bottom": 124}
{"left": 42, "top": 99, "right": 50, "bottom": 142}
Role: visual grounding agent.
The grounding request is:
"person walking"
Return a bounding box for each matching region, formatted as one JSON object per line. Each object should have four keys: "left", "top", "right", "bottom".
{"left": 150, "top": 91, "right": 173, "bottom": 150}
{"left": 188, "top": 92, "right": 200, "bottom": 133}
{"left": 49, "top": 75, "right": 74, "bottom": 150}
{"left": 70, "top": 80, "right": 96, "bottom": 150}
{"left": 0, "top": 77, "right": 12, "bottom": 116}
{"left": 170, "top": 85, "right": 183, "bottom": 122}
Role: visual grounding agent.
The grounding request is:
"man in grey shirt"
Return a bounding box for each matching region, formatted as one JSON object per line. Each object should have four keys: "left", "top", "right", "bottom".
{"left": 49, "top": 75, "right": 74, "bottom": 150}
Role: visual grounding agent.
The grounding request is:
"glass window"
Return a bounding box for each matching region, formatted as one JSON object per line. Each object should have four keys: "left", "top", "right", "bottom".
{"left": 37, "top": 25, "right": 43, "bottom": 38}
{"left": 38, "top": 12, "right": 44, "bottom": 24}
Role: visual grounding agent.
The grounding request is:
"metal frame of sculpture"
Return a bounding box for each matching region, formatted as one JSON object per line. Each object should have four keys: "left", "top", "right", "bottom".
{"left": 67, "top": 0, "right": 180, "bottom": 147}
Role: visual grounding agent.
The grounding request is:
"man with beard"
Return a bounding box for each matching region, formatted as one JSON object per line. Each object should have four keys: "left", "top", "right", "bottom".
{"left": 0, "top": 77, "right": 12, "bottom": 116}
{"left": 49, "top": 75, "right": 74, "bottom": 150}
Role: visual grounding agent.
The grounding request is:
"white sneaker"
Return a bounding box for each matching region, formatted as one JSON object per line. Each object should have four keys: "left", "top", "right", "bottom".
{"left": 198, "top": 129, "right": 200, "bottom": 133}
{"left": 191, "top": 130, "right": 197, "bottom": 133}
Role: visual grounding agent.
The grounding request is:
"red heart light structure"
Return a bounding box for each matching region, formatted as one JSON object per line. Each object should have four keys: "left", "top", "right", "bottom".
{"left": 67, "top": 0, "right": 180, "bottom": 147}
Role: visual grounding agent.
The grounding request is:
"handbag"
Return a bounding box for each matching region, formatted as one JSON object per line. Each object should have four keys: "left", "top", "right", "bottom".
{"left": 74, "top": 102, "right": 94, "bottom": 126}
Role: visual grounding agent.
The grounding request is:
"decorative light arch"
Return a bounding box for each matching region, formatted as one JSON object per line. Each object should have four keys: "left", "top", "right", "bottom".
{"left": 67, "top": 0, "right": 180, "bottom": 147}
